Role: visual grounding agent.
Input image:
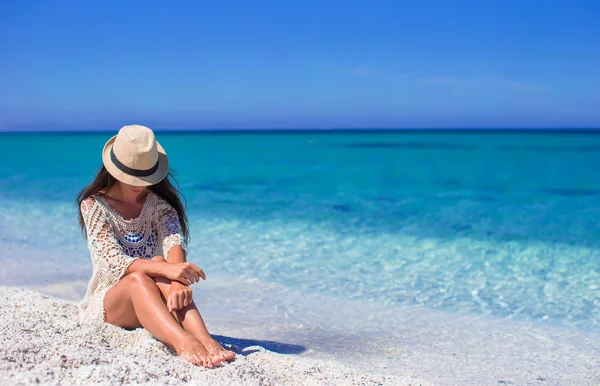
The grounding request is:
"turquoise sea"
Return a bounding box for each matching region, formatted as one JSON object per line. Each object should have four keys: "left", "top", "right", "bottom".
{"left": 1, "top": 130, "right": 600, "bottom": 381}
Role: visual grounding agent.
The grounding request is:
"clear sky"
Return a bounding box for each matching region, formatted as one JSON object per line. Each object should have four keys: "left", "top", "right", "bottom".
{"left": 1, "top": 0, "right": 599, "bottom": 130}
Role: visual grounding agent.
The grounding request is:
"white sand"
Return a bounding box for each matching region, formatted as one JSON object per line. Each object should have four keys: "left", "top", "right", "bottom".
{"left": 0, "top": 286, "right": 415, "bottom": 386}
{"left": 2, "top": 278, "right": 600, "bottom": 385}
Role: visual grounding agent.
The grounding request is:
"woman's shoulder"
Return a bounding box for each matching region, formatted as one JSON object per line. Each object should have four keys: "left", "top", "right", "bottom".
{"left": 80, "top": 195, "right": 106, "bottom": 214}
{"left": 80, "top": 195, "right": 98, "bottom": 208}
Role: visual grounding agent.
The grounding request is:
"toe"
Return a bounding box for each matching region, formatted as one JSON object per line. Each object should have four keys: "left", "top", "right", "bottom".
{"left": 185, "top": 354, "right": 196, "bottom": 366}
{"left": 211, "top": 354, "right": 223, "bottom": 366}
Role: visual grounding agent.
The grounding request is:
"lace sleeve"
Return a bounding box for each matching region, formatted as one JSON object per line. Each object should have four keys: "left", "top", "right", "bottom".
{"left": 81, "top": 197, "right": 136, "bottom": 285}
{"left": 155, "top": 198, "right": 187, "bottom": 260}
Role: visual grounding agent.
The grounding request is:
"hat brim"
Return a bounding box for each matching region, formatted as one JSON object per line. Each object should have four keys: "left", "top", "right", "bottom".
{"left": 102, "top": 135, "right": 169, "bottom": 187}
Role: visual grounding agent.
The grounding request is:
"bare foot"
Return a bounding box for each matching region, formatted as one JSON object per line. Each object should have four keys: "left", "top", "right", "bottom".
{"left": 175, "top": 338, "right": 217, "bottom": 368}
{"left": 201, "top": 338, "right": 236, "bottom": 364}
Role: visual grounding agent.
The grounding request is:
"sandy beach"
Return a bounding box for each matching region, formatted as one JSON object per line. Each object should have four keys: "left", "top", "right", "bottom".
{"left": 2, "top": 278, "right": 600, "bottom": 386}
{"left": 0, "top": 286, "right": 414, "bottom": 386}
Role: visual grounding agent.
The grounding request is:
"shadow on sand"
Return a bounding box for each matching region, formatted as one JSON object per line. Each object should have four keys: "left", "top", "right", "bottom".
{"left": 213, "top": 334, "right": 306, "bottom": 356}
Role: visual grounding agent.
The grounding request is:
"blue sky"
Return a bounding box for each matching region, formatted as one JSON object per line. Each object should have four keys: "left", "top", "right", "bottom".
{"left": 1, "top": 0, "right": 599, "bottom": 130}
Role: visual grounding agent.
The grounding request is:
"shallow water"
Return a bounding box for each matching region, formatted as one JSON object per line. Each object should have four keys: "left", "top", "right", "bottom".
{"left": 2, "top": 131, "right": 600, "bottom": 329}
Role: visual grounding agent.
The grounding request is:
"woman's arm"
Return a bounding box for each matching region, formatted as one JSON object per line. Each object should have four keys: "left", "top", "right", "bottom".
{"left": 126, "top": 259, "right": 169, "bottom": 277}
{"left": 155, "top": 198, "right": 188, "bottom": 263}
{"left": 127, "top": 258, "right": 205, "bottom": 284}
{"left": 160, "top": 246, "right": 198, "bottom": 312}
{"left": 155, "top": 200, "right": 203, "bottom": 310}
{"left": 166, "top": 245, "right": 186, "bottom": 264}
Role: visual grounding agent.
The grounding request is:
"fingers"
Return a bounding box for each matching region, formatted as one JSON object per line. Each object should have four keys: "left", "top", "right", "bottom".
{"left": 168, "top": 294, "right": 178, "bottom": 312}
{"left": 188, "top": 263, "right": 206, "bottom": 280}
{"left": 180, "top": 292, "right": 187, "bottom": 309}
{"left": 185, "top": 263, "right": 203, "bottom": 282}
{"left": 178, "top": 289, "right": 190, "bottom": 309}
{"left": 180, "top": 272, "right": 196, "bottom": 285}
{"left": 173, "top": 294, "right": 182, "bottom": 311}
{"left": 168, "top": 288, "right": 193, "bottom": 312}
{"left": 185, "top": 268, "right": 200, "bottom": 283}
{"left": 168, "top": 293, "right": 179, "bottom": 312}
{"left": 174, "top": 293, "right": 181, "bottom": 310}
{"left": 177, "top": 264, "right": 198, "bottom": 284}
{"left": 173, "top": 263, "right": 206, "bottom": 285}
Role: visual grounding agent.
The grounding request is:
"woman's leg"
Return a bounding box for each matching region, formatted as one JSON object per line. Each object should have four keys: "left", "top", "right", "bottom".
{"left": 154, "top": 276, "right": 236, "bottom": 362}
{"left": 150, "top": 257, "right": 235, "bottom": 362}
{"left": 104, "top": 271, "right": 215, "bottom": 368}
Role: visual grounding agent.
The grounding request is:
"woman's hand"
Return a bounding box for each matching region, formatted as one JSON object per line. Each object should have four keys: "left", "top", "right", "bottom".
{"left": 160, "top": 262, "right": 206, "bottom": 285}
{"left": 167, "top": 281, "right": 193, "bottom": 312}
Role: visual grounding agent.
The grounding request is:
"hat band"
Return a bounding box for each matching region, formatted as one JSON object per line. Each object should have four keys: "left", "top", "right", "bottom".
{"left": 110, "top": 148, "right": 159, "bottom": 177}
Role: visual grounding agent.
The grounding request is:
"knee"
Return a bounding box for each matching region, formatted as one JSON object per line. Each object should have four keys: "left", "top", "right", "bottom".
{"left": 127, "top": 271, "right": 154, "bottom": 287}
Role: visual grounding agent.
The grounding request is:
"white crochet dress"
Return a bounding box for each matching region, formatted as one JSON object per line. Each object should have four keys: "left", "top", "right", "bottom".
{"left": 78, "top": 191, "right": 187, "bottom": 325}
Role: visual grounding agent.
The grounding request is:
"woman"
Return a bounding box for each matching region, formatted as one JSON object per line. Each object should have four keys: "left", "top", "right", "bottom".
{"left": 77, "top": 124, "right": 235, "bottom": 368}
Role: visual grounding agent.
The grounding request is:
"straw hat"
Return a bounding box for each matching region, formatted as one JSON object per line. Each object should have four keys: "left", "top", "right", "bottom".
{"left": 102, "top": 125, "right": 169, "bottom": 186}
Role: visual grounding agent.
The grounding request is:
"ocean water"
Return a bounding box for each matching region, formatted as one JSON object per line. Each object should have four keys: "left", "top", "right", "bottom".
{"left": 1, "top": 130, "right": 600, "bottom": 381}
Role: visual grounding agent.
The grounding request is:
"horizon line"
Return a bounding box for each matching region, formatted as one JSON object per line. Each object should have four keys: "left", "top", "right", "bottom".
{"left": 1, "top": 127, "right": 600, "bottom": 135}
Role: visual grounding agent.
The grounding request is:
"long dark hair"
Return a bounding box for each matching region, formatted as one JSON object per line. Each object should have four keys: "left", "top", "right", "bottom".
{"left": 77, "top": 166, "right": 190, "bottom": 243}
